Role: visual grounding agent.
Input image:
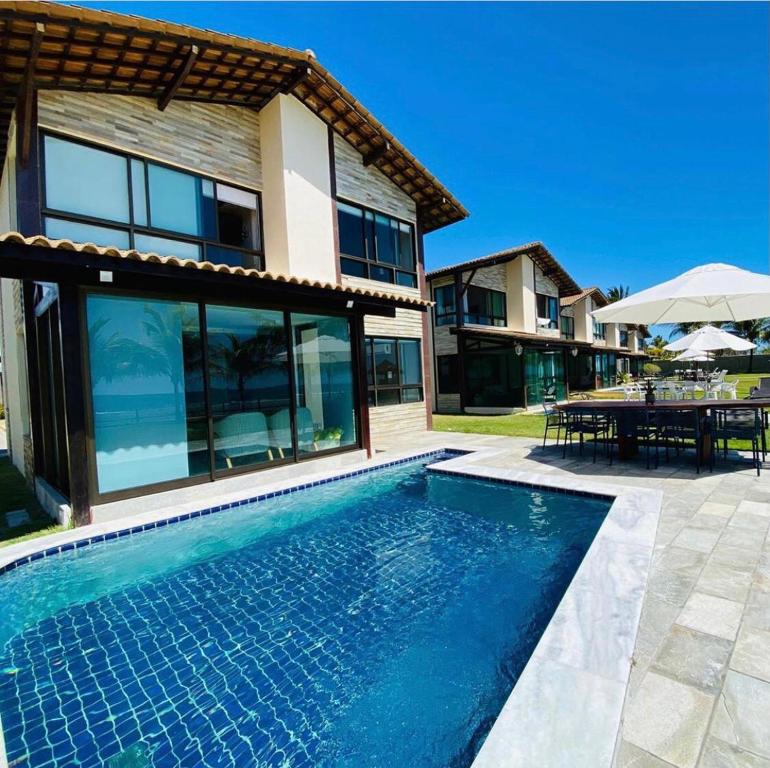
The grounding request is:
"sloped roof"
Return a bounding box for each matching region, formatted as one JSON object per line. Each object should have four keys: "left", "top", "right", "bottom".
{"left": 560, "top": 286, "right": 609, "bottom": 308}
{"left": 0, "top": 1, "right": 467, "bottom": 232}
{"left": 426, "top": 241, "right": 582, "bottom": 297}
{"left": 0, "top": 231, "right": 432, "bottom": 308}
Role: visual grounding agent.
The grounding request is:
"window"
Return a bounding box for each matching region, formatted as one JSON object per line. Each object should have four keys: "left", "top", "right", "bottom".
{"left": 42, "top": 134, "right": 263, "bottom": 269}
{"left": 84, "top": 295, "right": 359, "bottom": 497}
{"left": 465, "top": 286, "right": 506, "bottom": 327}
{"left": 434, "top": 284, "right": 456, "bottom": 326}
{"left": 366, "top": 337, "right": 423, "bottom": 405}
{"left": 593, "top": 321, "right": 606, "bottom": 341}
{"left": 437, "top": 354, "right": 459, "bottom": 394}
{"left": 561, "top": 315, "right": 575, "bottom": 340}
{"left": 338, "top": 200, "right": 416, "bottom": 287}
{"left": 536, "top": 293, "right": 559, "bottom": 329}
{"left": 86, "top": 295, "right": 209, "bottom": 493}
{"left": 619, "top": 329, "right": 629, "bottom": 348}
{"left": 291, "top": 314, "right": 357, "bottom": 454}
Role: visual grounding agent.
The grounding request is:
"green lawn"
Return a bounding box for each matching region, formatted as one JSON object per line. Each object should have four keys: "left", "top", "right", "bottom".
{"left": 0, "top": 455, "right": 64, "bottom": 547}
{"left": 433, "top": 373, "right": 768, "bottom": 451}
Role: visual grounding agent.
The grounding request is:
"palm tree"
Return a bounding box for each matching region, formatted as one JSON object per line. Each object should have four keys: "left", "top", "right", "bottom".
{"left": 606, "top": 285, "right": 630, "bottom": 303}
{"left": 727, "top": 319, "right": 767, "bottom": 373}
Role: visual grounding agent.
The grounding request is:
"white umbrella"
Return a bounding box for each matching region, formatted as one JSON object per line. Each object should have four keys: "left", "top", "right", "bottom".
{"left": 592, "top": 263, "right": 770, "bottom": 324}
{"left": 664, "top": 324, "right": 756, "bottom": 353}
{"left": 672, "top": 349, "right": 715, "bottom": 362}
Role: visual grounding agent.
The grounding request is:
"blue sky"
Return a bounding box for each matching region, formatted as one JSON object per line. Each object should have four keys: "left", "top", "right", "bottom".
{"left": 90, "top": 2, "right": 768, "bottom": 295}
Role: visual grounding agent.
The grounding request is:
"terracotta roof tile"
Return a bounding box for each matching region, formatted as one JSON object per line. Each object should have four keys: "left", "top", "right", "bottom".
{"left": 0, "top": 232, "right": 432, "bottom": 308}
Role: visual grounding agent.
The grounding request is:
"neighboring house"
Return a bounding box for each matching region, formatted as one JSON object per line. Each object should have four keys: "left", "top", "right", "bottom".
{"left": 0, "top": 3, "right": 467, "bottom": 525}
{"left": 427, "top": 244, "right": 646, "bottom": 413}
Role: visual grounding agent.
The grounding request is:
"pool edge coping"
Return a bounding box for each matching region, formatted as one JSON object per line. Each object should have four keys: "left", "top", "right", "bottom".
{"left": 0, "top": 445, "right": 662, "bottom": 768}
{"left": 430, "top": 450, "right": 662, "bottom": 768}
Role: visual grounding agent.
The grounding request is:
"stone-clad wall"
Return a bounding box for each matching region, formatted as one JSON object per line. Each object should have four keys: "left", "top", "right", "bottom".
{"left": 535, "top": 265, "right": 558, "bottom": 296}
{"left": 334, "top": 133, "right": 416, "bottom": 222}
{"left": 38, "top": 92, "right": 262, "bottom": 190}
{"left": 467, "top": 264, "right": 507, "bottom": 293}
{"left": 369, "top": 402, "right": 427, "bottom": 445}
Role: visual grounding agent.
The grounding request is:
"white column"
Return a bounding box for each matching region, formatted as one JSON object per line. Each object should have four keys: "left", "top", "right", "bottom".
{"left": 260, "top": 94, "right": 337, "bottom": 283}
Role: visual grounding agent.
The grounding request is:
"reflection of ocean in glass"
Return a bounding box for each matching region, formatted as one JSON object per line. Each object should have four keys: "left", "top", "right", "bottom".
{"left": 87, "top": 296, "right": 207, "bottom": 493}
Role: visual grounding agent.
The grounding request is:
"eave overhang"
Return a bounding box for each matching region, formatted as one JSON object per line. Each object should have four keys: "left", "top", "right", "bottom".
{"left": 0, "top": 232, "right": 430, "bottom": 315}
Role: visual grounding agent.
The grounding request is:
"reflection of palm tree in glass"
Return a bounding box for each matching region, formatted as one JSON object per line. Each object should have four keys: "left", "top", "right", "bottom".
{"left": 88, "top": 315, "right": 164, "bottom": 384}
{"left": 210, "top": 326, "right": 286, "bottom": 409}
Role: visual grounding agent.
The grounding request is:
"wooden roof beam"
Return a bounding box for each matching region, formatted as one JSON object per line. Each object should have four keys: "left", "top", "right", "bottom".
{"left": 157, "top": 44, "right": 199, "bottom": 111}
{"left": 363, "top": 140, "right": 390, "bottom": 167}
{"left": 17, "top": 22, "right": 45, "bottom": 167}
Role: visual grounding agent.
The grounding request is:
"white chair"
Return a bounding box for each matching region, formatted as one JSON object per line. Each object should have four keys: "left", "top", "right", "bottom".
{"left": 663, "top": 381, "right": 682, "bottom": 401}
{"left": 623, "top": 384, "right": 641, "bottom": 401}
{"left": 720, "top": 381, "right": 738, "bottom": 400}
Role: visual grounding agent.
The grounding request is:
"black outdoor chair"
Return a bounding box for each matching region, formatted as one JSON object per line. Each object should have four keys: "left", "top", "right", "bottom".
{"left": 541, "top": 402, "right": 566, "bottom": 448}
{"left": 562, "top": 408, "right": 614, "bottom": 464}
{"left": 711, "top": 408, "right": 763, "bottom": 476}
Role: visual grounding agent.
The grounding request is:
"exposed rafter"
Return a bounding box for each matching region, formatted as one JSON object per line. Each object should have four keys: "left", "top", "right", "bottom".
{"left": 363, "top": 141, "right": 390, "bottom": 167}
{"left": 17, "top": 21, "right": 44, "bottom": 166}
{"left": 157, "top": 44, "right": 199, "bottom": 111}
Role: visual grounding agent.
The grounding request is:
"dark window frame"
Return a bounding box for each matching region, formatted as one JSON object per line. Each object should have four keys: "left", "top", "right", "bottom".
{"left": 433, "top": 283, "right": 456, "bottom": 326}
{"left": 365, "top": 336, "right": 424, "bottom": 406}
{"left": 536, "top": 293, "right": 560, "bottom": 329}
{"left": 593, "top": 321, "right": 606, "bottom": 341}
{"left": 337, "top": 198, "right": 417, "bottom": 288}
{"left": 561, "top": 315, "right": 575, "bottom": 340}
{"left": 619, "top": 329, "right": 629, "bottom": 348}
{"left": 40, "top": 130, "right": 265, "bottom": 270}
{"left": 464, "top": 285, "right": 507, "bottom": 327}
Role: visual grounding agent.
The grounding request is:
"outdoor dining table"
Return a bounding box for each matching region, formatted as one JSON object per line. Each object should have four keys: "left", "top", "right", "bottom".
{"left": 555, "top": 399, "right": 770, "bottom": 462}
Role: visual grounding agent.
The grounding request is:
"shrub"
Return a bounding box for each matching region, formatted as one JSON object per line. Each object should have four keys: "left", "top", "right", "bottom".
{"left": 643, "top": 363, "right": 662, "bottom": 377}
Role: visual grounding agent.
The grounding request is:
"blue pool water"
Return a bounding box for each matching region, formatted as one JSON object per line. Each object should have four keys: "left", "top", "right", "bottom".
{"left": 0, "top": 456, "right": 609, "bottom": 768}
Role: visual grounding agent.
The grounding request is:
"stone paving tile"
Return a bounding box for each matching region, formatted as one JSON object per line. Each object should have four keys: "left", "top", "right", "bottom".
{"left": 615, "top": 739, "right": 678, "bottom": 767}
{"left": 677, "top": 592, "right": 743, "bottom": 641}
{"left": 697, "top": 562, "right": 754, "bottom": 603}
{"left": 709, "top": 543, "right": 761, "bottom": 572}
{"left": 672, "top": 527, "right": 722, "bottom": 554}
{"left": 622, "top": 671, "right": 715, "bottom": 768}
{"left": 742, "top": 590, "right": 770, "bottom": 631}
{"left": 736, "top": 500, "right": 770, "bottom": 518}
{"left": 699, "top": 737, "right": 770, "bottom": 767}
{"left": 730, "top": 626, "right": 770, "bottom": 683}
{"left": 650, "top": 625, "right": 732, "bottom": 694}
{"left": 710, "top": 671, "right": 770, "bottom": 759}
{"left": 697, "top": 502, "right": 738, "bottom": 519}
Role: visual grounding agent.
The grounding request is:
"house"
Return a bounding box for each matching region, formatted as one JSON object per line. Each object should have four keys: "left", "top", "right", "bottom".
{"left": 427, "top": 244, "right": 646, "bottom": 413}
{"left": 0, "top": 2, "right": 467, "bottom": 526}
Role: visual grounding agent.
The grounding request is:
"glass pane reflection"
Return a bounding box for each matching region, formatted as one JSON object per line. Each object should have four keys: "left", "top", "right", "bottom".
{"left": 291, "top": 314, "right": 357, "bottom": 454}
{"left": 206, "top": 305, "right": 292, "bottom": 470}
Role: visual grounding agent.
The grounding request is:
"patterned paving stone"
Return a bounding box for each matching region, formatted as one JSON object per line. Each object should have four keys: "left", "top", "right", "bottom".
{"left": 676, "top": 593, "right": 743, "bottom": 641}
{"left": 710, "top": 672, "right": 770, "bottom": 759}
{"left": 651, "top": 625, "right": 732, "bottom": 695}
{"left": 622, "top": 672, "right": 715, "bottom": 768}
{"left": 729, "top": 626, "right": 770, "bottom": 683}
{"left": 699, "top": 737, "right": 770, "bottom": 767}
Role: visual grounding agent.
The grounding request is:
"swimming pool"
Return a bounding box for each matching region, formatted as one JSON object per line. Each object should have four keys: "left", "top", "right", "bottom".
{"left": 0, "top": 454, "right": 610, "bottom": 768}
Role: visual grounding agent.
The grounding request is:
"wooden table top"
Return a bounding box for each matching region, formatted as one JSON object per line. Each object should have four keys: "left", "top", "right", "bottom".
{"left": 556, "top": 399, "right": 770, "bottom": 411}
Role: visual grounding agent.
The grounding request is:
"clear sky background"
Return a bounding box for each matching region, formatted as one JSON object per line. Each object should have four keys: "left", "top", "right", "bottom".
{"left": 89, "top": 2, "right": 768, "bottom": 297}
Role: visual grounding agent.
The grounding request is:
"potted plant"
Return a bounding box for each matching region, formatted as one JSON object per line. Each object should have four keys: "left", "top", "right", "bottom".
{"left": 314, "top": 426, "right": 343, "bottom": 450}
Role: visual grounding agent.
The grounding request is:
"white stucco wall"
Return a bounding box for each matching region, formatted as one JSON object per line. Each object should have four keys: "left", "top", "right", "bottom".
{"left": 261, "top": 94, "right": 337, "bottom": 283}
{"left": 506, "top": 255, "right": 536, "bottom": 333}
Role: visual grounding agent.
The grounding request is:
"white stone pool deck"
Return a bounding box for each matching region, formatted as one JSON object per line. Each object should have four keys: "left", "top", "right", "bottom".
{"left": 1, "top": 431, "right": 768, "bottom": 767}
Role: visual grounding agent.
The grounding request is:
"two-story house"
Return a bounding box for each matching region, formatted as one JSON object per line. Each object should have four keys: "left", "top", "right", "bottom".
{"left": 0, "top": 2, "right": 467, "bottom": 526}
{"left": 427, "top": 244, "right": 646, "bottom": 412}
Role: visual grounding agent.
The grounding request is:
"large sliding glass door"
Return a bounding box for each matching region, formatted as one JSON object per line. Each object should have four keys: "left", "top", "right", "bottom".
{"left": 524, "top": 349, "right": 566, "bottom": 405}
{"left": 291, "top": 314, "right": 357, "bottom": 454}
{"left": 206, "top": 306, "right": 292, "bottom": 471}
{"left": 86, "top": 295, "right": 209, "bottom": 494}
{"left": 84, "top": 293, "right": 361, "bottom": 499}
